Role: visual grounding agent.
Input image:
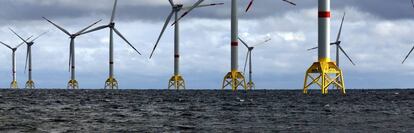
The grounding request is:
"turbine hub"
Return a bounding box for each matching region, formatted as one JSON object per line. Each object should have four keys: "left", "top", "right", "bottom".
{"left": 173, "top": 4, "right": 183, "bottom": 11}
{"left": 109, "top": 23, "right": 115, "bottom": 28}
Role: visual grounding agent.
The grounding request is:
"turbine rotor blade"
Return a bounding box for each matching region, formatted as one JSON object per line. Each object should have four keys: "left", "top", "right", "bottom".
{"left": 245, "top": 0, "right": 254, "bottom": 12}
{"left": 182, "top": 2, "right": 224, "bottom": 10}
{"left": 149, "top": 10, "right": 174, "bottom": 59}
{"left": 336, "top": 12, "right": 346, "bottom": 43}
{"left": 402, "top": 45, "right": 414, "bottom": 64}
{"left": 0, "top": 41, "right": 13, "bottom": 49}
{"left": 42, "top": 17, "right": 71, "bottom": 36}
{"left": 168, "top": 0, "right": 174, "bottom": 6}
{"left": 252, "top": 38, "right": 272, "bottom": 47}
{"left": 31, "top": 31, "right": 48, "bottom": 42}
{"left": 412, "top": 0, "right": 414, "bottom": 8}
{"left": 238, "top": 37, "right": 250, "bottom": 48}
{"left": 171, "top": 0, "right": 204, "bottom": 26}
{"left": 16, "top": 40, "right": 27, "bottom": 49}
{"left": 113, "top": 27, "right": 141, "bottom": 55}
{"left": 307, "top": 46, "right": 318, "bottom": 51}
{"left": 282, "top": 0, "right": 296, "bottom": 6}
{"left": 81, "top": 25, "right": 109, "bottom": 35}
{"left": 110, "top": 0, "right": 118, "bottom": 23}
{"left": 338, "top": 45, "right": 356, "bottom": 66}
{"left": 9, "top": 28, "right": 29, "bottom": 44}
{"left": 308, "top": 43, "right": 336, "bottom": 51}
{"left": 76, "top": 19, "right": 102, "bottom": 35}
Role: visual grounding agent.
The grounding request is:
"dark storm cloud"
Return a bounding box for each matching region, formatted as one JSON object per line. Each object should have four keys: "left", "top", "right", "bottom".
{"left": 0, "top": 0, "right": 413, "bottom": 23}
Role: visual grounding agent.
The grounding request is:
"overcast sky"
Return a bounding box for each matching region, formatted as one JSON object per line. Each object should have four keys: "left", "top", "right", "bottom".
{"left": 0, "top": 0, "right": 414, "bottom": 89}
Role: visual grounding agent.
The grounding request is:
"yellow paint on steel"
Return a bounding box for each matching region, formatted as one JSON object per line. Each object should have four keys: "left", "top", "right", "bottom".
{"left": 222, "top": 70, "right": 247, "bottom": 91}
{"left": 105, "top": 77, "right": 118, "bottom": 89}
{"left": 25, "top": 80, "right": 35, "bottom": 89}
{"left": 318, "top": 57, "right": 331, "bottom": 63}
{"left": 10, "top": 80, "right": 18, "bottom": 89}
{"left": 67, "top": 80, "right": 79, "bottom": 89}
{"left": 168, "top": 75, "right": 185, "bottom": 90}
{"left": 303, "top": 61, "right": 346, "bottom": 95}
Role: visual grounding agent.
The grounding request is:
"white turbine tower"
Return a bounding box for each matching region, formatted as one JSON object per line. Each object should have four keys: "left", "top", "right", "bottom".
{"left": 81, "top": 0, "right": 142, "bottom": 89}
{"left": 9, "top": 28, "right": 48, "bottom": 89}
{"left": 303, "top": 0, "right": 346, "bottom": 95}
{"left": 238, "top": 37, "right": 271, "bottom": 90}
{"left": 0, "top": 37, "right": 31, "bottom": 89}
{"left": 149, "top": 0, "right": 223, "bottom": 90}
{"left": 43, "top": 17, "right": 101, "bottom": 89}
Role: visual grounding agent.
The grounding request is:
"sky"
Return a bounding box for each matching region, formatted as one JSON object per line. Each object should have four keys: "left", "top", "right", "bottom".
{"left": 0, "top": 0, "right": 414, "bottom": 89}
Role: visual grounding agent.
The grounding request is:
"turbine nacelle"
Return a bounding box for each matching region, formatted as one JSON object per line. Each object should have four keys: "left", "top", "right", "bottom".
{"left": 27, "top": 42, "right": 34, "bottom": 46}
{"left": 109, "top": 22, "right": 115, "bottom": 28}
{"left": 173, "top": 4, "right": 183, "bottom": 11}
{"left": 248, "top": 47, "right": 254, "bottom": 51}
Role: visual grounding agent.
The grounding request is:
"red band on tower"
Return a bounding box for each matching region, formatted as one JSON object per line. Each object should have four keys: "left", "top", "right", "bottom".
{"left": 174, "top": 55, "right": 180, "bottom": 58}
{"left": 318, "top": 11, "right": 331, "bottom": 18}
{"left": 231, "top": 42, "right": 238, "bottom": 46}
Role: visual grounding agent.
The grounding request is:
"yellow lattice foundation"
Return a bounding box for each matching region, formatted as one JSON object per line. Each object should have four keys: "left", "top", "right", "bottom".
{"left": 25, "top": 80, "right": 35, "bottom": 89}
{"left": 168, "top": 75, "right": 185, "bottom": 90}
{"left": 10, "top": 80, "right": 18, "bottom": 89}
{"left": 303, "top": 61, "right": 346, "bottom": 95}
{"left": 105, "top": 77, "right": 118, "bottom": 89}
{"left": 67, "top": 80, "right": 79, "bottom": 89}
{"left": 222, "top": 70, "right": 247, "bottom": 91}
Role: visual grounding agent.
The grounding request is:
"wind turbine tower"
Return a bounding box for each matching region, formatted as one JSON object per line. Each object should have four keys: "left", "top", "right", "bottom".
{"left": 149, "top": 0, "right": 223, "bottom": 90}
{"left": 0, "top": 38, "right": 30, "bottom": 89}
{"left": 221, "top": 0, "right": 247, "bottom": 91}
{"left": 81, "top": 0, "right": 142, "bottom": 89}
{"left": 43, "top": 17, "right": 101, "bottom": 89}
{"left": 303, "top": 0, "right": 346, "bottom": 95}
{"left": 9, "top": 28, "right": 47, "bottom": 89}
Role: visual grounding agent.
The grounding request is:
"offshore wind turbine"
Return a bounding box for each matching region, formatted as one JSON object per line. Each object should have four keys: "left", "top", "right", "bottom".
{"left": 238, "top": 37, "right": 271, "bottom": 90}
{"left": 222, "top": 0, "right": 247, "bottom": 91}
{"left": 306, "top": 12, "right": 355, "bottom": 91}
{"left": 81, "top": 0, "right": 142, "bottom": 89}
{"left": 0, "top": 37, "right": 31, "bottom": 89}
{"left": 43, "top": 17, "right": 101, "bottom": 89}
{"left": 222, "top": 0, "right": 295, "bottom": 91}
{"left": 9, "top": 28, "right": 48, "bottom": 89}
{"left": 149, "top": 0, "right": 223, "bottom": 90}
{"left": 303, "top": 0, "right": 346, "bottom": 95}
